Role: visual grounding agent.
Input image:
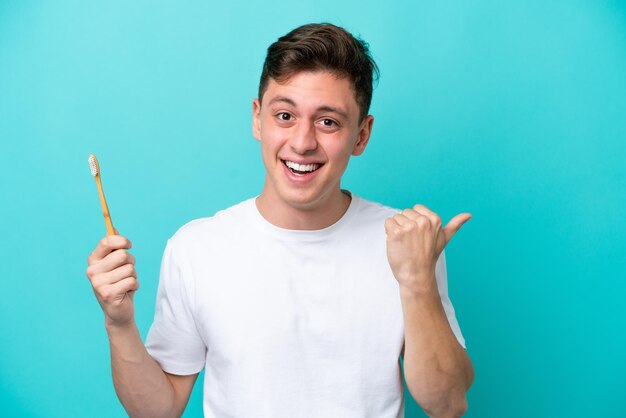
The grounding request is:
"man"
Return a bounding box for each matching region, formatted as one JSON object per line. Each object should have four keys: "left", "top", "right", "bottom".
{"left": 86, "top": 23, "right": 474, "bottom": 418}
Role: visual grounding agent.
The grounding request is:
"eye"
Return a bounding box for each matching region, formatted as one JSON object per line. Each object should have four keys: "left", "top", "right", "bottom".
{"left": 320, "top": 118, "right": 338, "bottom": 127}
{"left": 277, "top": 112, "right": 292, "bottom": 121}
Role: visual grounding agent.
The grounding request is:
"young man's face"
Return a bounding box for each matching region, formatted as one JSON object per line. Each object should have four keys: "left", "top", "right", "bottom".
{"left": 253, "top": 71, "right": 373, "bottom": 213}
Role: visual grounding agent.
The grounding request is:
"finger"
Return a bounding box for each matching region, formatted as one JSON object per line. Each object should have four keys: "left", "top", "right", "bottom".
{"left": 89, "top": 235, "right": 132, "bottom": 263}
{"left": 87, "top": 250, "right": 135, "bottom": 277}
{"left": 91, "top": 263, "right": 137, "bottom": 287}
{"left": 99, "top": 277, "right": 140, "bottom": 304}
{"left": 392, "top": 214, "right": 412, "bottom": 226}
{"left": 384, "top": 217, "right": 400, "bottom": 234}
{"left": 401, "top": 208, "right": 421, "bottom": 221}
{"left": 404, "top": 207, "right": 438, "bottom": 230}
{"left": 442, "top": 213, "right": 472, "bottom": 244}
{"left": 412, "top": 204, "right": 436, "bottom": 216}
{"left": 412, "top": 204, "right": 442, "bottom": 226}
{"left": 110, "top": 276, "right": 139, "bottom": 295}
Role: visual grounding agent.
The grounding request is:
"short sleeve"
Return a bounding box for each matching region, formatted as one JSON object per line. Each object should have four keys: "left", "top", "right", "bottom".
{"left": 145, "top": 239, "right": 207, "bottom": 375}
{"left": 435, "top": 250, "right": 467, "bottom": 349}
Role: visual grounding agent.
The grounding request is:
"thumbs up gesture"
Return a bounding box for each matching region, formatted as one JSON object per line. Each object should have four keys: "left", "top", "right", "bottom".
{"left": 384, "top": 204, "right": 471, "bottom": 293}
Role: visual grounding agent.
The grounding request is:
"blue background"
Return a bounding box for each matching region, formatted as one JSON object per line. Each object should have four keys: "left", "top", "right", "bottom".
{"left": 1, "top": 0, "right": 625, "bottom": 417}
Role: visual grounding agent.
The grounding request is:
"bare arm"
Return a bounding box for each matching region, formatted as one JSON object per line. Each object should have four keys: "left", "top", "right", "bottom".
{"left": 400, "top": 283, "right": 473, "bottom": 418}
{"left": 107, "top": 321, "right": 197, "bottom": 418}
{"left": 385, "top": 205, "right": 474, "bottom": 417}
{"left": 87, "top": 235, "right": 197, "bottom": 418}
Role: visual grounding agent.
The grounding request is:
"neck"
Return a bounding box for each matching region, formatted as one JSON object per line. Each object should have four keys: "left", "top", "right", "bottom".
{"left": 255, "top": 188, "right": 352, "bottom": 230}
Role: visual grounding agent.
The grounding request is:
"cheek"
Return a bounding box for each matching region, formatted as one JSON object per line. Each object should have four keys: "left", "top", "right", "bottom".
{"left": 325, "top": 145, "right": 353, "bottom": 169}
{"left": 259, "top": 125, "right": 288, "bottom": 162}
{"left": 259, "top": 142, "right": 278, "bottom": 171}
{"left": 260, "top": 121, "right": 289, "bottom": 145}
{"left": 325, "top": 134, "right": 358, "bottom": 160}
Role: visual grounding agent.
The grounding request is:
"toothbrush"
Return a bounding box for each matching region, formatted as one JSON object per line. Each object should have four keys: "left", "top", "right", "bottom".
{"left": 88, "top": 154, "right": 116, "bottom": 236}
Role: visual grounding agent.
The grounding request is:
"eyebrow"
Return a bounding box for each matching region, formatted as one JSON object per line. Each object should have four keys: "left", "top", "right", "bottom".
{"left": 267, "top": 95, "right": 349, "bottom": 119}
{"left": 268, "top": 96, "right": 297, "bottom": 107}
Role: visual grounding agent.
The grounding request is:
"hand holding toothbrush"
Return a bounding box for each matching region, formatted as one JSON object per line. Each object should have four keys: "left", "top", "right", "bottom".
{"left": 86, "top": 234, "right": 139, "bottom": 328}
{"left": 86, "top": 154, "right": 139, "bottom": 328}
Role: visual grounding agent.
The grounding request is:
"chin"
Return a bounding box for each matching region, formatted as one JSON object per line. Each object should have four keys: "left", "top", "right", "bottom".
{"left": 278, "top": 188, "right": 332, "bottom": 211}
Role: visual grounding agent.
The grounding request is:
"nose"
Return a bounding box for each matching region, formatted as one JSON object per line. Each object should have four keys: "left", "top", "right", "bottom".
{"left": 289, "top": 121, "right": 318, "bottom": 154}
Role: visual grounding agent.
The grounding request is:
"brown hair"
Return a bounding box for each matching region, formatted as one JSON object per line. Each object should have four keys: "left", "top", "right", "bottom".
{"left": 258, "top": 23, "right": 379, "bottom": 122}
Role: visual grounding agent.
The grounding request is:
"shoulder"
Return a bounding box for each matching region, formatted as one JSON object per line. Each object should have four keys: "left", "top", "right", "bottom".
{"left": 168, "top": 197, "right": 256, "bottom": 249}
{"left": 343, "top": 194, "right": 400, "bottom": 239}
{"left": 352, "top": 194, "right": 400, "bottom": 223}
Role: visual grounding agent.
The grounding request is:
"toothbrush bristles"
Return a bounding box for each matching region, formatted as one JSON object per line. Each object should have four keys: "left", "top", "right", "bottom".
{"left": 88, "top": 154, "right": 99, "bottom": 176}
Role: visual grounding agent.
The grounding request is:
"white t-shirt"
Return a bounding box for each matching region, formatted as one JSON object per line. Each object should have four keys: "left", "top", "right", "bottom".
{"left": 145, "top": 193, "right": 465, "bottom": 418}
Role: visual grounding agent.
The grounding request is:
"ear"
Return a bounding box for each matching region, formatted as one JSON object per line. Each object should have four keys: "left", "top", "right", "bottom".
{"left": 352, "top": 115, "right": 374, "bottom": 156}
{"left": 252, "top": 98, "right": 262, "bottom": 141}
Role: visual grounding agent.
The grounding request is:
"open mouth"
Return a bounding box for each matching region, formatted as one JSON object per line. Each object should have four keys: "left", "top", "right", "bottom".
{"left": 282, "top": 160, "right": 323, "bottom": 176}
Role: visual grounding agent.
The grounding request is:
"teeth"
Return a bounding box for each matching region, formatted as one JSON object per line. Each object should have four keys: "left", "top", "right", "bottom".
{"left": 284, "top": 161, "right": 320, "bottom": 173}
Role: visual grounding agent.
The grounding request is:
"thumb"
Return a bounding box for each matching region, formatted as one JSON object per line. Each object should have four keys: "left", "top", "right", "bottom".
{"left": 442, "top": 213, "right": 472, "bottom": 244}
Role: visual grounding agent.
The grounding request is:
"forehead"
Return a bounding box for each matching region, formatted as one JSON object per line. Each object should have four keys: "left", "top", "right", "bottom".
{"left": 263, "top": 71, "right": 358, "bottom": 114}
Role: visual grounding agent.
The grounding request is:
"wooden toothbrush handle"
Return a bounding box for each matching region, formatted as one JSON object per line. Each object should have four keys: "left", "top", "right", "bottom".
{"left": 95, "top": 175, "right": 115, "bottom": 236}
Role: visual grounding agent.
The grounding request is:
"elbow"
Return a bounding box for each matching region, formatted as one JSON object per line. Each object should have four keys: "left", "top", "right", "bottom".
{"left": 424, "top": 396, "right": 468, "bottom": 418}
{"left": 405, "top": 348, "right": 473, "bottom": 417}
{"left": 421, "top": 396, "right": 468, "bottom": 418}
{"left": 410, "top": 385, "right": 468, "bottom": 418}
